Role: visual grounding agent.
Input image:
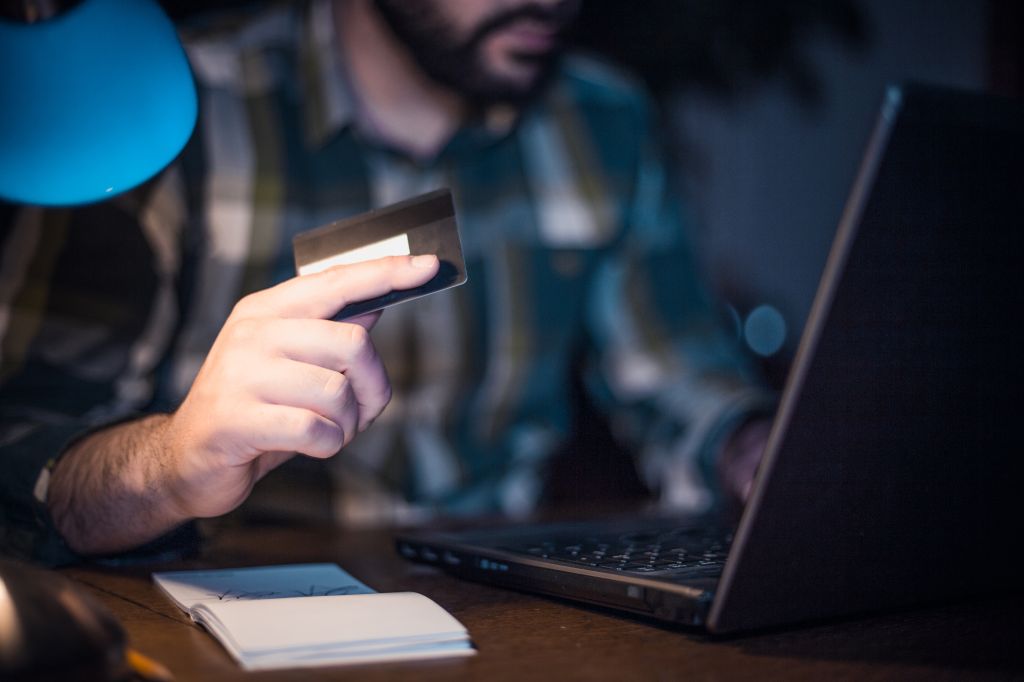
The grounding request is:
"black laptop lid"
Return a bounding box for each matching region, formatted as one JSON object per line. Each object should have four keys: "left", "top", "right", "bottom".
{"left": 709, "top": 83, "right": 1024, "bottom": 633}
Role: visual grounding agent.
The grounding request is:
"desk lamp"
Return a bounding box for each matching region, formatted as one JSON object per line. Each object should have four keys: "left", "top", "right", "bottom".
{"left": 0, "top": 0, "right": 196, "bottom": 205}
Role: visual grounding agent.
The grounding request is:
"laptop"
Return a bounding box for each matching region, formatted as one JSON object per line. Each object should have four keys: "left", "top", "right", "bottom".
{"left": 395, "top": 82, "right": 1024, "bottom": 633}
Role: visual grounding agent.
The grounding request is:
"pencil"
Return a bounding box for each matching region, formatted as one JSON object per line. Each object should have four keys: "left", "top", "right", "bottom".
{"left": 125, "top": 647, "right": 174, "bottom": 681}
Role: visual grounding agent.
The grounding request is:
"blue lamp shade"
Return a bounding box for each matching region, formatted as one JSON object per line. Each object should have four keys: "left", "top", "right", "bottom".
{"left": 0, "top": 0, "right": 197, "bottom": 206}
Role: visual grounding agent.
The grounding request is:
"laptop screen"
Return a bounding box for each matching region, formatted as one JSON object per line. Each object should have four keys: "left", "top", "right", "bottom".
{"left": 710, "top": 83, "right": 1024, "bottom": 632}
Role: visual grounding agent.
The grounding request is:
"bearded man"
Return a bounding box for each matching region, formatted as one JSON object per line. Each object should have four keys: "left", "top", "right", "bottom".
{"left": 0, "top": 0, "right": 771, "bottom": 564}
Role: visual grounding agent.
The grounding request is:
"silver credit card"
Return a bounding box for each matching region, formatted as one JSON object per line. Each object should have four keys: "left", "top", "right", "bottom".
{"left": 293, "top": 188, "right": 467, "bottom": 320}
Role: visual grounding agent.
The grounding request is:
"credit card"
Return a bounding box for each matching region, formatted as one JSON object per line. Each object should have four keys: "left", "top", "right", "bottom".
{"left": 293, "top": 188, "right": 467, "bottom": 320}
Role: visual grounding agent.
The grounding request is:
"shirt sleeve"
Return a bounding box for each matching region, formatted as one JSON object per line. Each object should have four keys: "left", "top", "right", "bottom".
{"left": 583, "top": 101, "right": 776, "bottom": 512}
{"left": 0, "top": 174, "right": 199, "bottom": 566}
{"left": 0, "top": 418, "right": 92, "bottom": 565}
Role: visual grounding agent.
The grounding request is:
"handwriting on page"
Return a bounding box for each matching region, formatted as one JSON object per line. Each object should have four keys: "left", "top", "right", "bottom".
{"left": 213, "top": 584, "right": 369, "bottom": 600}
{"left": 153, "top": 564, "right": 375, "bottom": 609}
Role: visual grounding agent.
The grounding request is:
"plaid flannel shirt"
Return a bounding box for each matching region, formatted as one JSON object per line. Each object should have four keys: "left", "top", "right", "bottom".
{"left": 0, "top": 1, "right": 772, "bottom": 564}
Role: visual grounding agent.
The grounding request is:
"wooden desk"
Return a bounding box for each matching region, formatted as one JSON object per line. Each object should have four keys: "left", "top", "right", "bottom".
{"left": 63, "top": 522, "right": 1024, "bottom": 681}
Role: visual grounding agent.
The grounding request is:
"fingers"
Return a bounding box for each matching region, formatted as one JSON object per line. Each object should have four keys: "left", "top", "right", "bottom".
{"left": 243, "top": 404, "right": 346, "bottom": 459}
{"left": 259, "top": 319, "right": 392, "bottom": 430}
{"left": 251, "top": 358, "right": 360, "bottom": 447}
{"left": 179, "top": 257, "right": 421, "bottom": 471}
{"left": 236, "top": 255, "right": 439, "bottom": 320}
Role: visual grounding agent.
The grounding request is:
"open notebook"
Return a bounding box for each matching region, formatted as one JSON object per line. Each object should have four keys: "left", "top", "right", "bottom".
{"left": 153, "top": 563, "right": 474, "bottom": 670}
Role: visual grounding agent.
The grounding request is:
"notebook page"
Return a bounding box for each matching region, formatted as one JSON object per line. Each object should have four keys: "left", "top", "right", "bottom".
{"left": 153, "top": 563, "right": 373, "bottom": 611}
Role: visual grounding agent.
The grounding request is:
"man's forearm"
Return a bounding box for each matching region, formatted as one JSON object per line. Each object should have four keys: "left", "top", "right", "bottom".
{"left": 47, "top": 413, "right": 189, "bottom": 556}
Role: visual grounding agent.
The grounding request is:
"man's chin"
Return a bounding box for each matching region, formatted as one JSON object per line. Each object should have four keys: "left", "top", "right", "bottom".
{"left": 465, "top": 79, "right": 544, "bottom": 107}
{"left": 486, "top": 69, "right": 541, "bottom": 96}
{"left": 467, "top": 54, "right": 559, "bottom": 105}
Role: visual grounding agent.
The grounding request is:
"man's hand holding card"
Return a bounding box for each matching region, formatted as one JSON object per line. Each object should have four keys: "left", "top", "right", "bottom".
{"left": 49, "top": 190, "right": 466, "bottom": 555}
{"left": 167, "top": 189, "right": 467, "bottom": 517}
{"left": 50, "top": 253, "right": 441, "bottom": 555}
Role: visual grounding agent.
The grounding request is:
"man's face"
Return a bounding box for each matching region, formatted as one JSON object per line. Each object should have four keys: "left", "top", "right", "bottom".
{"left": 373, "top": 0, "right": 581, "bottom": 105}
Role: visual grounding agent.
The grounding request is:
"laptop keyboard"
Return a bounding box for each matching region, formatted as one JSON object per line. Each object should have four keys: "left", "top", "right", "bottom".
{"left": 503, "top": 527, "right": 733, "bottom": 576}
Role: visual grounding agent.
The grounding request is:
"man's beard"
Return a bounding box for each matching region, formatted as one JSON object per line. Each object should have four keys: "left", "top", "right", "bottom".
{"left": 372, "top": 0, "right": 578, "bottom": 106}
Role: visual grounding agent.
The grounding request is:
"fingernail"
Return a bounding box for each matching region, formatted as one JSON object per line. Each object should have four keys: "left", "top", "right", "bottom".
{"left": 411, "top": 254, "right": 438, "bottom": 268}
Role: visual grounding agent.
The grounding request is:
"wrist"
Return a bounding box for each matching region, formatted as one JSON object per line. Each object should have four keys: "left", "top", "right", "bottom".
{"left": 47, "top": 412, "right": 189, "bottom": 555}
{"left": 155, "top": 411, "right": 198, "bottom": 523}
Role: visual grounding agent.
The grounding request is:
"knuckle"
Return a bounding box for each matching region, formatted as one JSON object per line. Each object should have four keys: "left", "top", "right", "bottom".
{"left": 288, "top": 410, "right": 320, "bottom": 441}
{"left": 291, "top": 411, "right": 343, "bottom": 457}
{"left": 341, "top": 324, "right": 374, "bottom": 363}
{"left": 321, "top": 371, "right": 350, "bottom": 404}
{"left": 344, "top": 322, "right": 370, "bottom": 348}
{"left": 339, "top": 381, "right": 358, "bottom": 412}
{"left": 318, "top": 427, "right": 346, "bottom": 457}
{"left": 231, "top": 293, "right": 262, "bottom": 319}
{"left": 225, "top": 317, "right": 261, "bottom": 345}
{"left": 320, "top": 422, "right": 345, "bottom": 456}
{"left": 317, "top": 265, "right": 348, "bottom": 286}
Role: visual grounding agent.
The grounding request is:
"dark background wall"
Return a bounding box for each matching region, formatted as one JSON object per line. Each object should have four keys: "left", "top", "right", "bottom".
{"left": 665, "top": 0, "right": 992, "bottom": 386}
{"left": 571, "top": 0, "right": 1015, "bottom": 387}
